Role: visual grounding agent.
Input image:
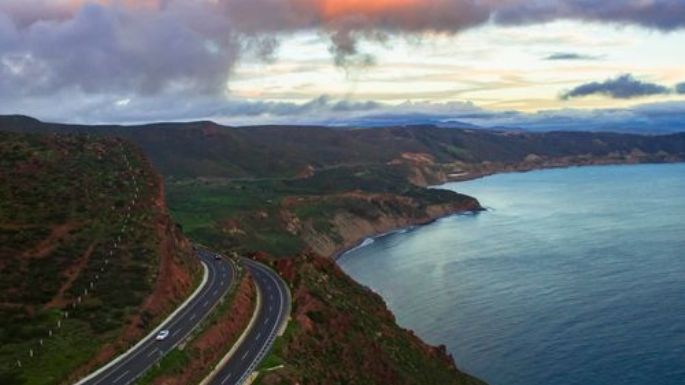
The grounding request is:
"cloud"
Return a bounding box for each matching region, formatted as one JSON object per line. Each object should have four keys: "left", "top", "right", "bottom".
{"left": 544, "top": 52, "right": 599, "bottom": 61}
{"left": 561, "top": 74, "right": 671, "bottom": 100}
{"left": 4, "top": 83, "right": 685, "bottom": 134}
{"left": 494, "top": 0, "right": 685, "bottom": 31}
{"left": 0, "top": 90, "right": 386, "bottom": 125}
{"left": 676, "top": 82, "right": 685, "bottom": 94}
{"left": 223, "top": 0, "right": 685, "bottom": 66}
{"left": 2, "top": 0, "right": 685, "bottom": 112}
{"left": 1, "top": 1, "right": 239, "bottom": 97}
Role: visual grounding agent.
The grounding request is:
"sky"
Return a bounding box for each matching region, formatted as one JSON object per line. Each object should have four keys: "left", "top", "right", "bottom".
{"left": 1, "top": 0, "right": 685, "bottom": 132}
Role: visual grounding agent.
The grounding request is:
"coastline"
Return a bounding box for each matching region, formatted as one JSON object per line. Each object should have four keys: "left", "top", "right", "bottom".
{"left": 334, "top": 161, "right": 685, "bottom": 385}
{"left": 333, "top": 159, "right": 685, "bottom": 261}
{"left": 442, "top": 158, "right": 685, "bottom": 184}
{"left": 333, "top": 209, "right": 481, "bottom": 260}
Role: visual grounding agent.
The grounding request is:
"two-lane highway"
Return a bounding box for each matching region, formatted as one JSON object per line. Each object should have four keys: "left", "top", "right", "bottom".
{"left": 208, "top": 258, "right": 291, "bottom": 385}
{"left": 76, "top": 249, "right": 235, "bottom": 385}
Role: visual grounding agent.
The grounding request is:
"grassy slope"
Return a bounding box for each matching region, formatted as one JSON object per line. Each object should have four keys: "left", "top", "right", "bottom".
{"left": 0, "top": 132, "right": 198, "bottom": 385}
{"left": 167, "top": 165, "right": 480, "bottom": 257}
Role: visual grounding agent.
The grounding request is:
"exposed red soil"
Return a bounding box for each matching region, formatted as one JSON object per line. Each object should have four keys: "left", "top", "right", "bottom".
{"left": 45, "top": 241, "right": 96, "bottom": 309}
{"left": 136, "top": 181, "right": 195, "bottom": 322}
{"left": 22, "top": 222, "right": 76, "bottom": 259}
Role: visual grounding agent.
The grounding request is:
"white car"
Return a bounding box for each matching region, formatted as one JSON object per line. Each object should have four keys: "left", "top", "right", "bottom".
{"left": 155, "top": 330, "right": 170, "bottom": 341}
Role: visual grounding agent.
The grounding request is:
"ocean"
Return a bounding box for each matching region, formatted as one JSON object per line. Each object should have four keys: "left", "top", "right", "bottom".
{"left": 338, "top": 163, "right": 685, "bottom": 385}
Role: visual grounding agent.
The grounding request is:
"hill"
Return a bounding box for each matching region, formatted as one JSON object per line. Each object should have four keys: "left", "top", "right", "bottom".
{"left": 2, "top": 115, "right": 684, "bottom": 182}
{"left": 3, "top": 116, "right": 685, "bottom": 385}
{"left": 0, "top": 132, "right": 200, "bottom": 385}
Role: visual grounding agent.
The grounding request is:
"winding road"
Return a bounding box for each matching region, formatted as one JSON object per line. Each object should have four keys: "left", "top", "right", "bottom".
{"left": 76, "top": 249, "right": 235, "bottom": 385}
{"left": 207, "top": 258, "right": 291, "bottom": 385}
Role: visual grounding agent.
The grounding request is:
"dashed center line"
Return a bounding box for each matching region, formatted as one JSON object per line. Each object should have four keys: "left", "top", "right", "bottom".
{"left": 111, "top": 370, "right": 130, "bottom": 384}
{"left": 220, "top": 373, "right": 233, "bottom": 385}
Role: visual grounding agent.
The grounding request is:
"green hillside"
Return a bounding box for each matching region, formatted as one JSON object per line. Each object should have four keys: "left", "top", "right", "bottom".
{"left": 2, "top": 115, "right": 684, "bottom": 180}
{"left": 0, "top": 132, "right": 199, "bottom": 385}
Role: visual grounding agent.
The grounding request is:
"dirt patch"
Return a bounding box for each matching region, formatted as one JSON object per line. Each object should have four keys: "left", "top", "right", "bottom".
{"left": 22, "top": 222, "right": 77, "bottom": 259}
{"left": 44, "top": 241, "right": 96, "bottom": 309}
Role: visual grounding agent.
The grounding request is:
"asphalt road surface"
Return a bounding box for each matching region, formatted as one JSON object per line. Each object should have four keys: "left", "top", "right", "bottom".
{"left": 208, "top": 258, "right": 291, "bottom": 385}
{"left": 77, "top": 249, "right": 235, "bottom": 385}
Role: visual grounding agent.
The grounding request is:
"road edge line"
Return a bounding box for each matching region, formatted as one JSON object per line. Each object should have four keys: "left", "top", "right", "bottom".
{"left": 199, "top": 267, "right": 262, "bottom": 385}
{"left": 236, "top": 261, "right": 291, "bottom": 385}
{"left": 73, "top": 260, "right": 210, "bottom": 385}
{"left": 126, "top": 258, "right": 238, "bottom": 385}
{"left": 277, "top": 271, "right": 291, "bottom": 337}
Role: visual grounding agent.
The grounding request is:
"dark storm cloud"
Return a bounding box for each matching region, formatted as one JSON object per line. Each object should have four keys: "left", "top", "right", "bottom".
{"left": 561, "top": 74, "right": 672, "bottom": 100}
{"left": 219, "top": 0, "right": 685, "bottom": 67}
{"left": 544, "top": 52, "right": 599, "bottom": 61}
{"left": 494, "top": 0, "right": 685, "bottom": 31}
{"left": 0, "top": 1, "right": 238, "bottom": 97}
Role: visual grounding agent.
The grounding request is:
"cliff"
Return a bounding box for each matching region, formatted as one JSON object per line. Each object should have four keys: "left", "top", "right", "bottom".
{"left": 293, "top": 192, "right": 482, "bottom": 257}
{"left": 253, "top": 253, "right": 486, "bottom": 385}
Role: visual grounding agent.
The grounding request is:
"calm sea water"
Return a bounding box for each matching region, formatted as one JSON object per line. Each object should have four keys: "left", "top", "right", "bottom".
{"left": 339, "top": 164, "right": 685, "bottom": 385}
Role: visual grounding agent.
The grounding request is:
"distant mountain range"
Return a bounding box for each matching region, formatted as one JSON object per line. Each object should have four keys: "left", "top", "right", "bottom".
{"left": 2, "top": 114, "right": 684, "bottom": 181}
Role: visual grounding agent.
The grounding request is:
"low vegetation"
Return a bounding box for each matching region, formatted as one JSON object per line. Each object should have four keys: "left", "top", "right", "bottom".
{"left": 167, "top": 165, "right": 479, "bottom": 257}
{"left": 0, "top": 132, "right": 198, "bottom": 385}
{"left": 3, "top": 115, "right": 683, "bottom": 181}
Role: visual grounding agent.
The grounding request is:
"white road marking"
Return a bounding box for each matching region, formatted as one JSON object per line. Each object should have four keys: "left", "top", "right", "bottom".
{"left": 220, "top": 373, "right": 233, "bottom": 385}
{"left": 111, "top": 370, "right": 130, "bottom": 384}
{"left": 190, "top": 313, "right": 196, "bottom": 321}
{"left": 146, "top": 349, "right": 158, "bottom": 358}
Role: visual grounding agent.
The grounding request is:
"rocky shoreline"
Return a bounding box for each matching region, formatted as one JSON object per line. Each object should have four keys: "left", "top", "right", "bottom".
{"left": 332, "top": 158, "right": 685, "bottom": 262}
